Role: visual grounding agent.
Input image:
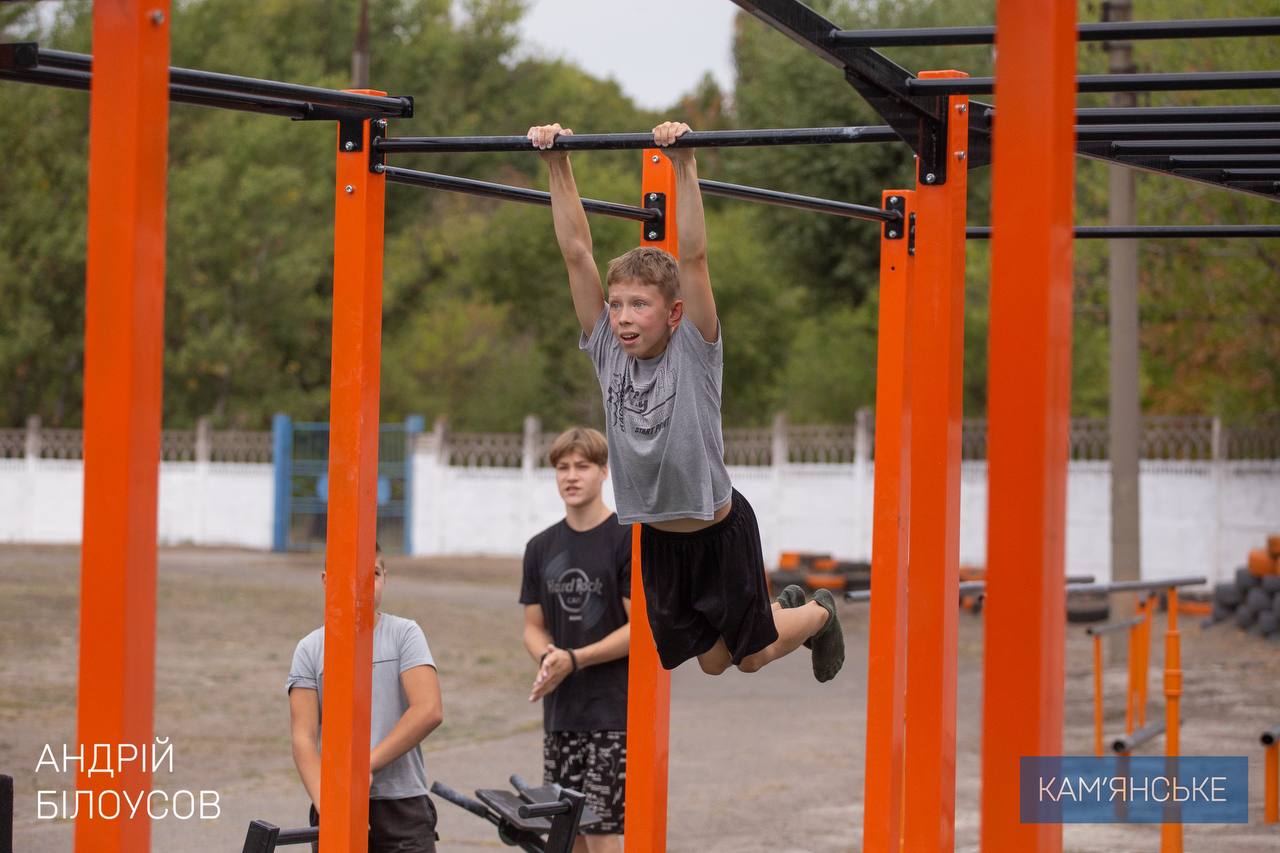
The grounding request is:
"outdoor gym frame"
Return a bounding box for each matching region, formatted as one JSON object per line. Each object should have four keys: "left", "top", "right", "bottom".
{"left": 2, "top": 0, "right": 1276, "bottom": 851}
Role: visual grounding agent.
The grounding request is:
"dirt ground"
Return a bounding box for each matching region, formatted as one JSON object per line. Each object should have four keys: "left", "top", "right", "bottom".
{"left": 1, "top": 545, "right": 1278, "bottom": 852}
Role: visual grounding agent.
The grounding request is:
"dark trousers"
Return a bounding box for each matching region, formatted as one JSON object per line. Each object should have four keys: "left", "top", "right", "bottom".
{"left": 308, "top": 795, "right": 438, "bottom": 853}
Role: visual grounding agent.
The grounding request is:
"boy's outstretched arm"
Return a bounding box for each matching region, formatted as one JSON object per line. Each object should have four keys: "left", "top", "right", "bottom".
{"left": 529, "top": 123, "right": 605, "bottom": 337}
{"left": 652, "top": 121, "right": 717, "bottom": 344}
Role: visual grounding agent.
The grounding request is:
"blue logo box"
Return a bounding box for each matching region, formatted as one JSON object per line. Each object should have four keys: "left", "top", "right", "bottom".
{"left": 1020, "top": 756, "right": 1248, "bottom": 824}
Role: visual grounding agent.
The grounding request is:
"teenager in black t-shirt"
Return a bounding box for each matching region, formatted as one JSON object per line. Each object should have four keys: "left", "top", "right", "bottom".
{"left": 520, "top": 427, "right": 630, "bottom": 853}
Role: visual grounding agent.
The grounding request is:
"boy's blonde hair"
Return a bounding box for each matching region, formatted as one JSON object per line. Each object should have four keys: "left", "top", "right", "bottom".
{"left": 547, "top": 427, "right": 609, "bottom": 468}
{"left": 605, "top": 247, "right": 679, "bottom": 305}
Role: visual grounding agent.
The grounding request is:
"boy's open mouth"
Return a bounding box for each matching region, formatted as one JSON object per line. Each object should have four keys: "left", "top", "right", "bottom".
{"left": 620, "top": 332, "right": 639, "bottom": 343}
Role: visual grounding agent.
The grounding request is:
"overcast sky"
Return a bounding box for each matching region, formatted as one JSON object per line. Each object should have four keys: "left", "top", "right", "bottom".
{"left": 517, "top": 0, "right": 740, "bottom": 111}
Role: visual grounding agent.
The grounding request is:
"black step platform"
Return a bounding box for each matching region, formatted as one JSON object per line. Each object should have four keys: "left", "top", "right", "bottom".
{"left": 475, "top": 784, "right": 603, "bottom": 833}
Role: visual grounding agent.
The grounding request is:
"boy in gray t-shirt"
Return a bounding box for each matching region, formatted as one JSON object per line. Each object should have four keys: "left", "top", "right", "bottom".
{"left": 530, "top": 119, "right": 845, "bottom": 682}
{"left": 287, "top": 546, "right": 443, "bottom": 852}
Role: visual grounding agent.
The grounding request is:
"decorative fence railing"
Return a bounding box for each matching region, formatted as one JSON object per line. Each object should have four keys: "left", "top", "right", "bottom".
{"left": 1224, "top": 415, "right": 1280, "bottom": 460}
{"left": 5, "top": 412, "right": 1278, "bottom": 468}
{"left": 0, "top": 417, "right": 275, "bottom": 464}
{"left": 962, "top": 415, "right": 1233, "bottom": 462}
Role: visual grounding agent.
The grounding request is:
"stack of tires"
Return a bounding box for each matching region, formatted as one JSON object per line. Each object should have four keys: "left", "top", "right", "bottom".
{"left": 1211, "top": 535, "right": 1280, "bottom": 639}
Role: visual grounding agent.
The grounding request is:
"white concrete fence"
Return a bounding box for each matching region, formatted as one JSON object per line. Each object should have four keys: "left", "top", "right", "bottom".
{"left": 2, "top": 413, "right": 1277, "bottom": 585}
{"left": 0, "top": 416, "right": 276, "bottom": 550}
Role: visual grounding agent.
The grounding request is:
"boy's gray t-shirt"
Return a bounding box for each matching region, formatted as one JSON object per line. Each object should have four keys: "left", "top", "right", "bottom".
{"left": 286, "top": 613, "right": 435, "bottom": 800}
{"left": 580, "top": 306, "right": 732, "bottom": 524}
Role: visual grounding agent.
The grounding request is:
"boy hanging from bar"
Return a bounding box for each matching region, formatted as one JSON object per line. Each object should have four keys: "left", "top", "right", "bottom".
{"left": 529, "top": 120, "right": 844, "bottom": 682}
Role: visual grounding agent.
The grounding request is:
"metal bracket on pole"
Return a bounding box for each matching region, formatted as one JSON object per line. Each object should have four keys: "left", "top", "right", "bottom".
{"left": 0, "top": 42, "right": 38, "bottom": 71}
{"left": 338, "top": 117, "right": 363, "bottom": 153}
{"left": 917, "top": 101, "right": 949, "bottom": 185}
{"left": 642, "top": 192, "right": 666, "bottom": 243}
{"left": 369, "top": 117, "right": 386, "bottom": 172}
{"left": 884, "top": 194, "right": 906, "bottom": 239}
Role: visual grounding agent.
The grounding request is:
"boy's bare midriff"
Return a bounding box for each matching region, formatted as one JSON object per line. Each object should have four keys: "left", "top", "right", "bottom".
{"left": 645, "top": 497, "right": 733, "bottom": 533}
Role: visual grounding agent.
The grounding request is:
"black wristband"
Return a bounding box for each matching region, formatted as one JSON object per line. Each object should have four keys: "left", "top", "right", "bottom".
{"left": 567, "top": 648, "right": 579, "bottom": 673}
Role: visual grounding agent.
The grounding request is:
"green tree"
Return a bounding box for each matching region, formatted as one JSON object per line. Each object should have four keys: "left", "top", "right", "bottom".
{"left": 1071, "top": 0, "right": 1280, "bottom": 417}
{"left": 3, "top": 0, "right": 1275, "bottom": 433}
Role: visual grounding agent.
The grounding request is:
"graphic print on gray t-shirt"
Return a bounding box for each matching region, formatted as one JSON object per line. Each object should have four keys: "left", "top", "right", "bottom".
{"left": 605, "top": 354, "right": 676, "bottom": 439}
{"left": 580, "top": 306, "right": 733, "bottom": 524}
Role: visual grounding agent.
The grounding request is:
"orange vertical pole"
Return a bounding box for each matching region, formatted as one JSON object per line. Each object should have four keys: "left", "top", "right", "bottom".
{"left": 1160, "top": 588, "right": 1183, "bottom": 852}
{"left": 1125, "top": 620, "right": 1138, "bottom": 735}
{"left": 318, "top": 107, "right": 387, "bottom": 853}
{"left": 980, "top": 0, "right": 1077, "bottom": 850}
{"left": 75, "top": 3, "right": 170, "bottom": 852}
{"left": 623, "top": 149, "right": 677, "bottom": 853}
{"left": 1137, "top": 596, "right": 1152, "bottom": 728}
{"left": 1093, "top": 635, "right": 1105, "bottom": 756}
{"left": 861, "top": 190, "right": 916, "bottom": 853}
{"left": 1264, "top": 741, "right": 1278, "bottom": 824}
{"left": 902, "top": 77, "right": 968, "bottom": 853}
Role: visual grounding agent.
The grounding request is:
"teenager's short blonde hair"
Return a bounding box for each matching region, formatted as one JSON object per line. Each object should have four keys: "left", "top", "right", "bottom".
{"left": 605, "top": 246, "right": 679, "bottom": 304}
{"left": 547, "top": 427, "right": 609, "bottom": 468}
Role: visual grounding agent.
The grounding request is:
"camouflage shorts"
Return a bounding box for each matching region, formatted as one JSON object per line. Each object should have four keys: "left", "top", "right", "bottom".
{"left": 542, "top": 729, "right": 626, "bottom": 834}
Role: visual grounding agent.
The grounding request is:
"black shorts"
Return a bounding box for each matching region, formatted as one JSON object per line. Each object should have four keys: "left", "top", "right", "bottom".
{"left": 639, "top": 489, "right": 779, "bottom": 670}
{"left": 308, "top": 794, "right": 438, "bottom": 853}
{"left": 543, "top": 730, "right": 626, "bottom": 834}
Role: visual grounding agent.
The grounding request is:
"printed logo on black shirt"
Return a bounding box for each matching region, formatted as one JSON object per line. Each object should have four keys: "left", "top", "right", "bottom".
{"left": 542, "top": 551, "right": 608, "bottom": 628}
{"left": 547, "top": 568, "right": 605, "bottom": 621}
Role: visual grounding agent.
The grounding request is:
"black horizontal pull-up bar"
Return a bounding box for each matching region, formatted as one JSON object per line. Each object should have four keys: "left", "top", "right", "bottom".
{"left": 1225, "top": 179, "right": 1280, "bottom": 189}
{"left": 698, "top": 179, "right": 899, "bottom": 224}
{"left": 650, "top": 171, "right": 1277, "bottom": 234}
{"left": 379, "top": 166, "right": 660, "bottom": 223}
{"left": 829, "top": 17, "right": 1280, "bottom": 47}
{"left": 966, "top": 226, "right": 1280, "bottom": 239}
{"left": 908, "top": 70, "right": 1280, "bottom": 96}
{"left": 0, "top": 64, "right": 348, "bottom": 120}
{"left": 0, "top": 43, "right": 412, "bottom": 119}
{"left": 379, "top": 166, "right": 900, "bottom": 227}
{"left": 1078, "top": 122, "right": 1280, "bottom": 141}
{"left": 36, "top": 47, "right": 411, "bottom": 116}
{"left": 375, "top": 126, "right": 899, "bottom": 154}
{"left": 1108, "top": 138, "right": 1280, "bottom": 153}
{"left": 1073, "top": 105, "right": 1280, "bottom": 125}
{"left": 1177, "top": 168, "right": 1280, "bottom": 180}
{"left": 1138, "top": 154, "right": 1280, "bottom": 169}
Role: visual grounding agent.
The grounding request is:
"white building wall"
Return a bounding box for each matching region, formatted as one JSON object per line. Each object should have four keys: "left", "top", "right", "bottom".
{"left": 410, "top": 453, "right": 1280, "bottom": 585}
{"left": 0, "top": 459, "right": 273, "bottom": 549}
{"left": 3, "top": 452, "right": 1276, "bottom": 586}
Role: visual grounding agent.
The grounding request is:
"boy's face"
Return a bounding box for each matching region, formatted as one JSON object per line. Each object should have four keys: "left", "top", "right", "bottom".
{"left": 322, "top": 554, "right": 386, "bottom": 610}
{"left": 554, "top": 450, "right": 607, "bottom": 510}
{"left": 373, "top": 557, "right": 385, "bottom": 610}
{"left": 607, "top": 278, "right": 681, "bottom": 359}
